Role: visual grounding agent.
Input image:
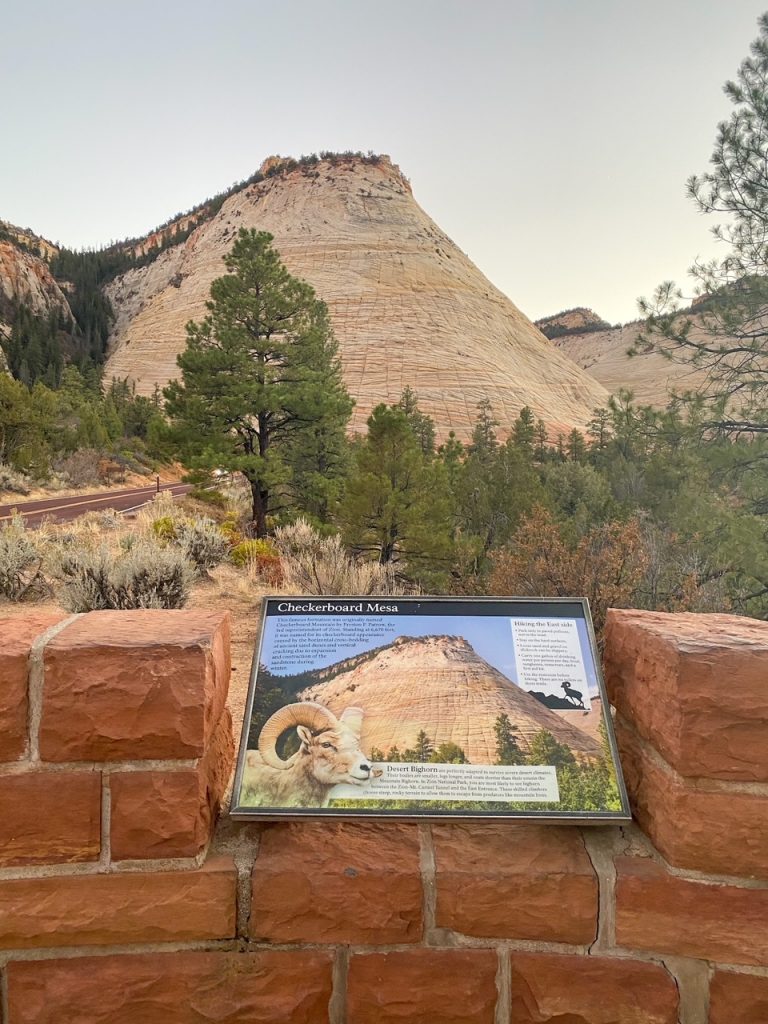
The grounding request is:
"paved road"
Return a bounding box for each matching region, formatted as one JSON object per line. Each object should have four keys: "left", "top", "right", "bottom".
{"left": 0, "top": 482, "right": 192, "bottom": 527}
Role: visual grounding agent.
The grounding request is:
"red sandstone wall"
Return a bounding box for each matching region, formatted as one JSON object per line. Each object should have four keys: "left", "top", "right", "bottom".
{"left": 0, "top": 607, "right": 766, "bottom": 1023}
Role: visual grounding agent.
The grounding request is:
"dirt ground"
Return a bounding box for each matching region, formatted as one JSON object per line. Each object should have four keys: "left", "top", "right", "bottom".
{"left": 187, "top": 565, "right": 267, "bottom": 729}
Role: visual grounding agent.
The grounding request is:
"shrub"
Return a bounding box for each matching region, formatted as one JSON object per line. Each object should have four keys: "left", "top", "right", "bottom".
{"left": 56, "top": 542, "right": 192, "bottom": 611}
{"left": 488, "top": 506, "right": 647, "bottom": 645}
{"left": 189, "top": 487, "right": 228, "bottom": 509}
{"left": 231, "top": 538, "right": 283, "bottom": 585}
{"left": 151, "top": 515, "right": 177, "bottom": 540}
{"left": 92, "top": 509, "right": 124, "bottom": 531}
{"left": 273, "top": 518, "right": 407, "bottom": 596}
{"left": 55, "top": 449, "right": 102, "bottom": 488}
{"left": 0, "top": 515, "right": 47, "bottom": 601}
{"left": 219, "top": 519, "right": 243, "bottom": 547}
{"left": 174, "top": 517, "right": 229, "bottom": 571}
{"left": 0, "top": 464, "right": 31, "bottom": 496}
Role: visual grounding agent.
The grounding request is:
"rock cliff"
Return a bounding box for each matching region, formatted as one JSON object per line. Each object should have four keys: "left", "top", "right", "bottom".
{"left": 103, "top": 156, "right": 609, "bottom": 438}
{"left": 0, "top": 232, "right": 71, "bottom": 344}
{"left": 297, "top": 633, "right": 599, "bottom": 764}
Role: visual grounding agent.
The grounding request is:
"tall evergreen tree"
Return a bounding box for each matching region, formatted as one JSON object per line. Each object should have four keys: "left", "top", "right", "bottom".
{"left": 340, "top": 403, "right": 452, "bottom": 571}
{"left": 512, "top": 406, "right": 536, "bottom": 455}
{"left": 493, "top": 713, "right": 524, "bottom": 765}
{"left": 637, "top": 14, "right": 768, "bottom": 433}
{"left": 164, "top": 229, "right": 353, "bottom": 535}
{"left": 397, "top": 386, "right": 436, "bottom": 456}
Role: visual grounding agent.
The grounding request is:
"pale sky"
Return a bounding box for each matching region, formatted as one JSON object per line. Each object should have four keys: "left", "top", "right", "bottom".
{"left": 1, "top": 1, "right": 765, "bottom": 323}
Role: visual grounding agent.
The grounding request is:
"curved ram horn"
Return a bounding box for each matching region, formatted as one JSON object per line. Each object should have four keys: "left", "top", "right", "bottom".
{"left": 339, "top": 706, "right": 365, "bottom": 738}
{"left": 257, "top": 702, "right": 339, "bottom": 770}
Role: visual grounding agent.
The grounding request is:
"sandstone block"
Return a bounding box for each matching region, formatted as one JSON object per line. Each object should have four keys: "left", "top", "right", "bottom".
{"left": 433, "top": 823, "right": 597, "bottom": 943}
{"left": 710, "top": 971, "right": 768, "bottom": 1023}
{"left": 250, "top": 821, "right": 422, "bottom": 944}
{"left": 0, "top": 613, "right": 64, "bottom": 761}
{"left": 110, "top": 707, "right": 234, "bottom": 859}
{"left": 617, "top": 720, "right": 768, "bottom": 878}
{"left": 0, "top": 770, "right": 100, "bottom": 866}
{"left": 605, "top": 609, "right": 768, "bottom": 782}
{"left": 0, "top": 856, "right": 235, "bottom": 948}
{"left": 347, "top": 949, "right": 498, "bottom": 1024}
{"left": 40, "top": 610, "right": 230, "bottom": 761}
{"left": 615, "top": 856, "right": 768, "bottom": 966}
{"left": 7, "top": 949, "right": 333, "bottom": 1024}
{"left": 509, "top": 952, "right": 679, "bottom": 1024}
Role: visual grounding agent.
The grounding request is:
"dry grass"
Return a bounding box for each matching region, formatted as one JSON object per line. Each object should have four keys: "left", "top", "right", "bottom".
{"left": 273, "top": 519, "right": 409, "bottom": 596}
{"left": 0, "top": 503, "right": 416, "bottom": 738}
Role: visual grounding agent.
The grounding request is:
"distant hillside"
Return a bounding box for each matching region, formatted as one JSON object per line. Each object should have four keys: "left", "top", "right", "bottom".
{"left": 538, "top": 306, "right": 713, "bottom": 407}
{"left": 535, "top": 307, "right": 614, "bottom": 340}
{"left": 0, "top": 153, "right": 611, "bottom": 436}
{"left": 102, "top": 153, "right": 609, "bottom": 438}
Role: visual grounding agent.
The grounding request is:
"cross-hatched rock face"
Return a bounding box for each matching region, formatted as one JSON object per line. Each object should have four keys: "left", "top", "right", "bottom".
{"left": 551, "top": 319, "right": 712, "bottom": 408}
{"left": 297, "top": 634, "right": 599, "bottom": 764}
{"left": 104, "top": 157, "right": 609, "bottom": 440}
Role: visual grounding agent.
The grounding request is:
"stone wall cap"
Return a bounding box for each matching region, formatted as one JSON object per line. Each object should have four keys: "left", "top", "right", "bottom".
{"left": 0, "top": 613, "right": 68, "bottom": 656}
{"left": 46, "top": 610, "right": 230, "bottom": 651}
{"left": 606, "top": 609, "right": 768, "bottom": 651}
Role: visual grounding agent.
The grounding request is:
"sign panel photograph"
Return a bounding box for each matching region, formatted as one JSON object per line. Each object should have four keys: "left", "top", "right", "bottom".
{"left": 231, "top": 597, "right": 630, "bottom": 821}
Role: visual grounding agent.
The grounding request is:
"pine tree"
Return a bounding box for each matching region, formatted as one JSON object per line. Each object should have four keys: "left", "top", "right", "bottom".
{"left": 397, "top": 386, "right": 436, "bottom": 456}
{"left": 429, "top": 742, "right": 467, "bottom": 764}
{"left": 512, "top": 406, "right": 536, "bottom": 456}
{"left": 340, "top": 403, "right": 453, "bottom": 570}
{"left": 636, "top": 14, "right": 768, "bottom": 433}
{"left": 567, "top": 429, "right": 587, "bottom": 463}
{"left": 469, "top": 398, "right": 499, "bottom": 459}
{"left": 493, "top": 713, "right": 525, "bottom": 765}
{"left": 164, "top": 229, "right": 353, "bottom": 535}
{"left": 535, "top": 419, "right": 549, "bottom": 462}
{"left": 526, "top": 729, "right": 577, "bottom": 769}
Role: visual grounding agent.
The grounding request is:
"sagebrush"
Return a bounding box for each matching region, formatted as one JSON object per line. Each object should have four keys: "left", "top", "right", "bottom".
{"left": 0, "top": 516, "right": 47, "bottom": 601}
{"left": 55, "top": 542, "right": 192, "bottom": 611}
{"left": 273, "top": 519, "right": 407, "bottom": 596}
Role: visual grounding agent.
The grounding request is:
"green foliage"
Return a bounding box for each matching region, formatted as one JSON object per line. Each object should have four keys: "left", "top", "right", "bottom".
{"left": 1, "top": 306, "right": 66, "bottom": 387}
{"left": 164, "top": 229, "right": 353, "bottom": 536}
{"left": 0, "top": 375, "right": 56, "bottom": 475}
{"left": 456, "top": 406, "right": 546, "bottom": 561}
{"left": 0, "top": 365, "right": 165, "bottom": 481}
{"left": 410, "top": 729, "right": 434, "bottom": 762}
{"left": 398, "top": 386, "right": 436, "bottom": 456}
{"left": 340, "top": 403, "right": 453, "bottom": 583}
{"left": 231, "top": 538, "right": 278, "bottom": 567}
{"left": 636, "top": 14, "right": 768, "bottom": 435}
{"left": 151, "top": 516, "right": 177, "bottom": 540}
{"left": 429, "top": 742, "right": 468, "bottom": 764}
{"left": 229, "top": 539, "right": 282, "bottom": 583}
{"left": 526, "top": 729, "right": 577, "bottom": 769}
{"left": 189, "top": 487, "right": 228, "bottom": 508}
{"left": 493, "top": 713, "right": 525, "bottom": 765}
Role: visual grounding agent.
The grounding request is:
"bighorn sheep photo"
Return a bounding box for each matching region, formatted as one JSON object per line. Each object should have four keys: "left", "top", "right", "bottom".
{"left": 240, "top": 702, "right": 373, "bottom": 808}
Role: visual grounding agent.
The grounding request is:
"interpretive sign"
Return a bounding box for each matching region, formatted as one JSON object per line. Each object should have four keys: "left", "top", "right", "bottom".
{"left": 230, "top": 597, "right": 630, "bottom": 821}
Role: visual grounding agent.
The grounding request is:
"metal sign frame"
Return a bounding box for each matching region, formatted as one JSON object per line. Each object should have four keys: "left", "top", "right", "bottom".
{"left": 230, "top": 596, "right": 631, "bottom": 823}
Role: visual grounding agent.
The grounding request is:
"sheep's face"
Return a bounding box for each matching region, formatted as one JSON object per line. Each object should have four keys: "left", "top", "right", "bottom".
{"left": 296, "top": 724, "right": 372, "bottom": 786}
